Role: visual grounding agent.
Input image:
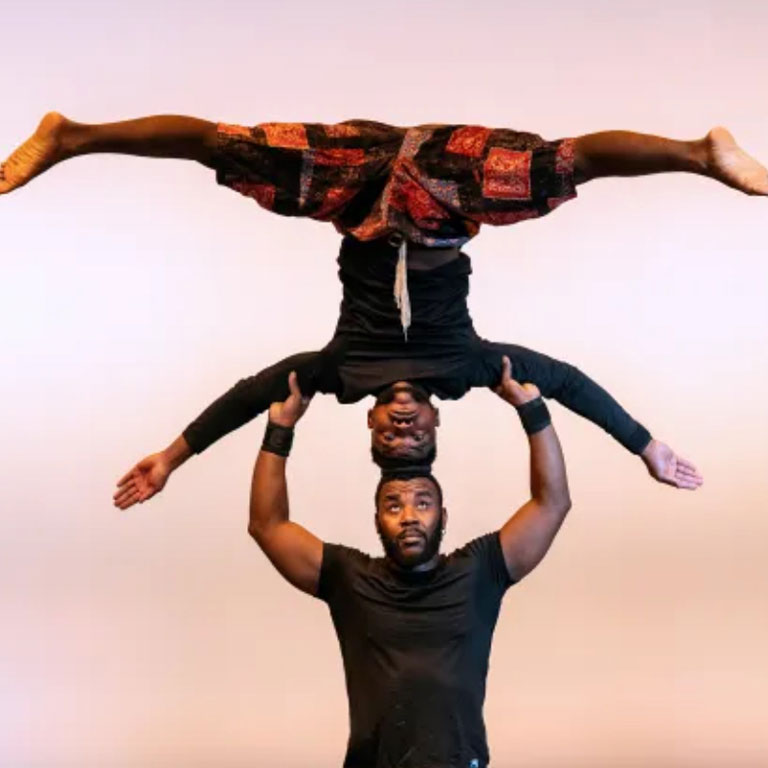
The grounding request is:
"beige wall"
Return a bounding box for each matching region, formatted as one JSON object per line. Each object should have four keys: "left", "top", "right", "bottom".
{"left": 1, "top": 1, "right": 767, "bottom": 765}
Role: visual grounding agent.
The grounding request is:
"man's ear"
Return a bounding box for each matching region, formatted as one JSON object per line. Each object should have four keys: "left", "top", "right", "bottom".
{"left": 441, "top": 507, "right": 448, "bottom": 532}
{"left": 367, "top": 408, "right": 374, "bottom": 428}
{"left": 434, "top": 408, "right": 440, "bottom": 427}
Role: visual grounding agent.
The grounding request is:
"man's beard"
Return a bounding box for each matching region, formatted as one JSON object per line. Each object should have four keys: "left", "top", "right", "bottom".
{"left": 374, "top": 382, "right": 432, "bottom": 406}
{"left": 377, "top": 509, "right": 445, "bottom": 569}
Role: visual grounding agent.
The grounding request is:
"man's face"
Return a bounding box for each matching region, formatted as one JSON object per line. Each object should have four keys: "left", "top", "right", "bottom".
{"left": 375, "top": 477, "right": 446, "bottom": 570}
{"left": 368, "top": 382, "right": 439, "bottom": 460}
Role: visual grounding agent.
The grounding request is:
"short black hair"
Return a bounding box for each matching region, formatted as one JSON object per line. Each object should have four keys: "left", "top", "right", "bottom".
{"left": 375, "top": 471, "right": 443, "bottom": 510}
{"left": 370, "top": 441, "right": 437, "bottom": 471}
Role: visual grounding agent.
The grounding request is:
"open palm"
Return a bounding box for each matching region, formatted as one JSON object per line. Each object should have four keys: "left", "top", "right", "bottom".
{"left": 642, "top": 440, "right": 703, "bottom": 491}
{"left": 113, "top": 453, "right": 172, "bottom": 509}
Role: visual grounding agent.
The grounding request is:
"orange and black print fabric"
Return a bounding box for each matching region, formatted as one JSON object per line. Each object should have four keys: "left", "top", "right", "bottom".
{"left": 213, "top": 120, "right": 577, "bottom": 247}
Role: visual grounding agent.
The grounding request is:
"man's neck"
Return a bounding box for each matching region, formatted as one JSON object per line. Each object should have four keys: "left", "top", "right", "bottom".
{"left": 386, "top": 553, "right": 441, "bottom": 574}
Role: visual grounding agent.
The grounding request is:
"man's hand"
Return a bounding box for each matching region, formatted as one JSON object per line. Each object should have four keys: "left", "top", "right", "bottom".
{"left": 493, "top": 356, "right": 541, "bottom": 408}
{"left": 641, "top": 439, "right": 704, "bottom": 491}
{"left": 113, "top": 453, "right": 172, "bottom": 509}
{"left": 268, "top": 371, "right": 312, "bottom": 428}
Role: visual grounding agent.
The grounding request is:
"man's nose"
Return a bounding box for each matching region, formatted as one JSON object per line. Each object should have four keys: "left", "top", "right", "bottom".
{"left": 392, "top": 417, "right": 414, "bottom": 431}
{"left": 393, "top": 390, "right": 415, "bottom": 405}
{"left": 399, "top": 504, "right": 418, "bottom": 522}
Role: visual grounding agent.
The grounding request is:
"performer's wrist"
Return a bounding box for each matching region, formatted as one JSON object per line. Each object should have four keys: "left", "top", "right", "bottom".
{"left": 516, "top": 397, "right": 551, "bottom": 435}
{"left": 163, "top": 435, "right": 193, "bottom": 469}
{"left": 262, "top": 421, "right": 294, "bottom": 457}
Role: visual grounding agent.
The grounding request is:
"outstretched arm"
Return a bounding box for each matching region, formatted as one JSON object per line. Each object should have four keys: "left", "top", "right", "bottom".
{"left": 248, "top": 372, "right": 322, "bottom": 596}
{"left": 494, "top": 358, "right": 571, "bottom": 582}
{"left": 113, "top": 350, "right": 329, "bottom": 510}
{"left": 487, "top": 342, "right": 702, "bottom": 490}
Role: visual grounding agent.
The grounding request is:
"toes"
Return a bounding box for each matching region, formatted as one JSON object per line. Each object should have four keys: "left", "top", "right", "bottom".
{"left": 753, "top": 174, "right": 768, "bottom": 196}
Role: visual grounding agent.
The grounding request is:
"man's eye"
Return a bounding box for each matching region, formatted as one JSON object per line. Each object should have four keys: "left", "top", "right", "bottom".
{"left": 417, "top": 500, "right": 429, "bottom": 509}
{"left": 384, "top": 433, "right": 395, "bottom": 442}
{"left": 414, "top": 433, "right": 424, "bottom": 442}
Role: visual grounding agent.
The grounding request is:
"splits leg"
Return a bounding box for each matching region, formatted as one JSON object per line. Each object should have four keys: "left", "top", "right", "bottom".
{"left": 0, "top": 112, "right": 219, "bottom": 194}
{"left": 573, "top": 127, "right": 768, "bottom": 195}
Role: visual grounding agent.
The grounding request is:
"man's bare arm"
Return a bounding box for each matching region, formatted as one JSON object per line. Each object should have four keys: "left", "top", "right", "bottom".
{"left": 494, "top": 357, "right": 572, "bottom": 582}
{"left": 248, "top": 372, "right": 322, "bottom": 596}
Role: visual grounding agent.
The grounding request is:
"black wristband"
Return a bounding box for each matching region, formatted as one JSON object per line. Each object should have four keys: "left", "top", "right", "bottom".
{"left": 262, "top": 422, "right": 294, "bottom": 457}
{"left": 516, "top": 397, "right": 551, "bottom": 435}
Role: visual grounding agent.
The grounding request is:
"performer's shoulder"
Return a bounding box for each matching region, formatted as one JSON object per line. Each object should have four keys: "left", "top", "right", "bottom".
{"left": 322, "top": 542, "right": 372, "bottom": 573}
{"left": 449, "top": 531, "right": 514, "bottom": 590}
{"left": 448, "top": 531, "right": 505, "bottom": 567}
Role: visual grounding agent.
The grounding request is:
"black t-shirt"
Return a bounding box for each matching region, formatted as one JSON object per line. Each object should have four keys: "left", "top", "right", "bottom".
{"left": 317, "top": 533, "right": 513, "bottom": 768}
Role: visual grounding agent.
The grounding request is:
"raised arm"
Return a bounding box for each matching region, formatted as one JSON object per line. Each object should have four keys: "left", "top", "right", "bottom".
{"left": 495, "top": 357, "right": 572, "bottom": 582}
{"left": 113, "top": 350, "right": 330, "bottom": 510}
{"left": 248, "top": 371, "right": 322, "bottom": 596}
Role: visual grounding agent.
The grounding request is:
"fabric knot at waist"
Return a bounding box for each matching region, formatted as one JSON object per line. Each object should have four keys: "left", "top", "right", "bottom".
{"left": 387, "top": 231, "right": 461, "bottom": 340}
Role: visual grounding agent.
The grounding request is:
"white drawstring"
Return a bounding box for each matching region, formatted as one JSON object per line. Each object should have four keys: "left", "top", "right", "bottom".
{"left": 393, "top": 238, "right": 411, "bottom": 341}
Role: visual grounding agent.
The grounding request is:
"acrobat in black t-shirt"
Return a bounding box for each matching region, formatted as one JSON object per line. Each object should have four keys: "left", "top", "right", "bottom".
{"left": 317, "top": 532, "right": 513, "bottom": 768}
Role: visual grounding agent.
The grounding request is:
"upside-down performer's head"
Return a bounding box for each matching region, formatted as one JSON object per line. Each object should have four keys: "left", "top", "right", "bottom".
{"left": 368, "top": 381, "right": 439, "bottom": 470}
{"left": 374, "top": 471, "right": 446, "bottom": 571}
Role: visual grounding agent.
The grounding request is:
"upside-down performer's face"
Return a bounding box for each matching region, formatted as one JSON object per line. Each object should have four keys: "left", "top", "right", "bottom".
{"left": 368, "top": 382, "right": 439, "bottom": 464}
{"left": 375, "top": 475, "right": 446, "bottom": 571}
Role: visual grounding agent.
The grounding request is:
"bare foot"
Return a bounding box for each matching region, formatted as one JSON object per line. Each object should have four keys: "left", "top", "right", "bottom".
{"left": 641, "top": 439, "right": 704, "bottom": 491}
{"left": 0, "top": 112, "right": 71, "bottom": 195}
{"left": 705, "top": 126, "right": 768, "bottom": 196}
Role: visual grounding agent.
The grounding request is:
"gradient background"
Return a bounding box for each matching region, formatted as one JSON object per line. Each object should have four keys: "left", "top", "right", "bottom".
{"left": 1, "top": 1, "right": 767, "bottom": 766}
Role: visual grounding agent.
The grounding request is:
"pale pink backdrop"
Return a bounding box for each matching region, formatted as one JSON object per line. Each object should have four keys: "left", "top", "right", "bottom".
{"left": 1, "top": 1, "right": 767, "bottom": 766}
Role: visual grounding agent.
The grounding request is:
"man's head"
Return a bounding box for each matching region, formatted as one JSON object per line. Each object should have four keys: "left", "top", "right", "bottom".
{"left": 368, "top": 382, "right": 439, "bottom": 469}
{"left": 374, "top": 472, "right": 446, "bottom": 571}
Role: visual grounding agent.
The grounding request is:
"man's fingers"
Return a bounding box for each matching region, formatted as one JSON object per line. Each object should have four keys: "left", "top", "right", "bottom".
{"left": 287, "top": 370, "right": 303, "bottom": 399}
{"left": 673, "top": 456, "right": 704, "bottom": 484}
{"left": 114, "top": 485, "right": 141, "bottom": 505}
{"left": 114, "top": 483, "right": 159, "bottom": 508}
{"left": 675, "top": 455, "right": 697, "bottom": 470}
{"left": 664, "top": 465, "right": 703, "bottom": 490}
{"left": 113, "top": 479, "right": 137, "bottom": 500}
{"left": 500, "top": 356, "right": 512, "bottom": 382}
{"left": 116, "top": 467, "right": 138, "bottom": 486}
{"left": 112, "top": 483, "right": 136, "bottom": 499}
{"left": 114, "top": 488, "right": 141, "bottom": 509}
{"left": 675, "top": 468, "right": 703, "bottom": 486}
{"left": 502, "top": 357, "right": 528, "bottom": 389}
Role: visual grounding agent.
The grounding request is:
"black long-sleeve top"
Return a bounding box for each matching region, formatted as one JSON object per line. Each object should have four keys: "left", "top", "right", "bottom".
{"left": 183, "top": 236, "right": 651, "bottom": 455}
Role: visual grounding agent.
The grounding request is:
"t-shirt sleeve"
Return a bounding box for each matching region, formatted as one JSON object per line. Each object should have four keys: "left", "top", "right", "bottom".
{"left": 316, "top": 542, "right": 369, "bottom": 603}
{"left": 456, "top": 531, "right": 515, "bottom": 594}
